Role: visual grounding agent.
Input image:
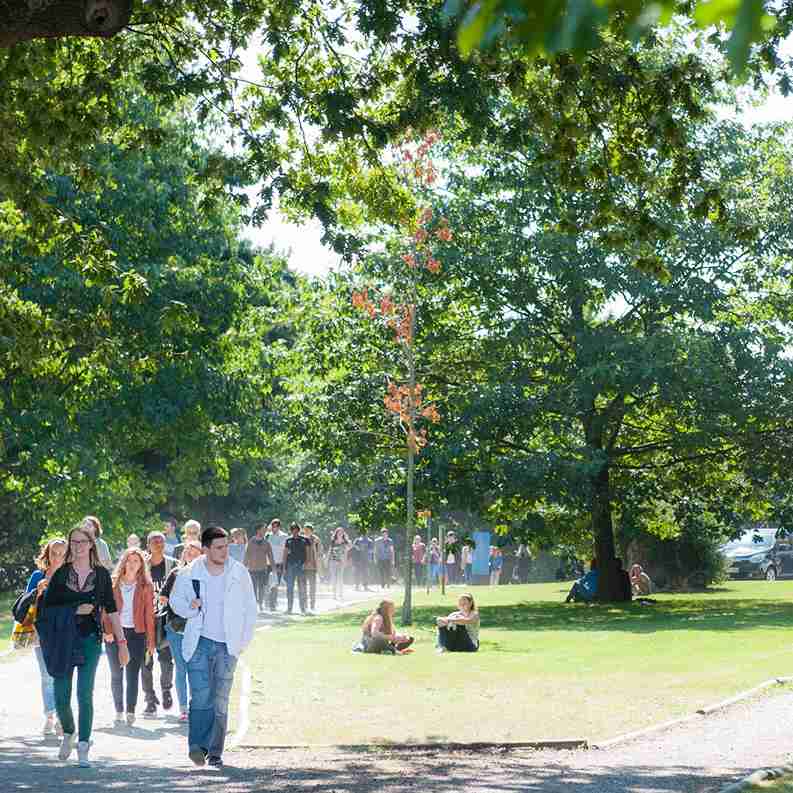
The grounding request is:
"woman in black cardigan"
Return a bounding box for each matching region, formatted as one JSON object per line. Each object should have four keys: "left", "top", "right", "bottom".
{"left": 42, "top": 524, "right": 128, "bottom": 767}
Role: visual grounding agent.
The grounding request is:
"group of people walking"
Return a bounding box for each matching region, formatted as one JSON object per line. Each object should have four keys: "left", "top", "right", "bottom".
{"left": 13, "top": 516, "right": 257, "bottom": 769}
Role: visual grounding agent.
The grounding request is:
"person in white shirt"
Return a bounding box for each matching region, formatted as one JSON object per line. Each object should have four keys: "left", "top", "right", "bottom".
{"left": 264, "top": 519, "right": 288, "bottom": 609}
{"left": 169, "top": 526, "right": 257, "bottom": 769}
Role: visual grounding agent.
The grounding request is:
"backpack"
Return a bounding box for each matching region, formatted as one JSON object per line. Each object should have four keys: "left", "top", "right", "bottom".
{"left": 12, "top": 588, "right": 37, "bottom": 624}
{"left": 167, "top": 578, "right": 201, "bottom": 634}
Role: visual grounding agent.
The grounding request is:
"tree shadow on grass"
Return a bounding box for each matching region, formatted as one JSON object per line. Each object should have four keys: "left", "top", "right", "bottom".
{"left": 310, "top": 598, "right": 793, "bottom": 635}
{"left": 0, "top": 739, "right": 755, "bottom": 793}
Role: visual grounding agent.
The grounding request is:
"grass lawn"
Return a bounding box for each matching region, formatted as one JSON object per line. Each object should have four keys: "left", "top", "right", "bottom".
{"left": 0, "top": 591, "right": 17, "bottom": 655}
{"left": 242, "top": 580, "right": 793, "bottom": 745}
{"left": 746, "top": 777, "right": 793, "bottom": 792}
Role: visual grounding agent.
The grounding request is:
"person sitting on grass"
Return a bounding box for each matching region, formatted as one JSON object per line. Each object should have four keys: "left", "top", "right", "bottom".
{"left": 360, "top": 599, "right": 414, "bottom": 654}
{"left": 630, "top": 564, "right": 653, "bottom": 596}
{"left": 435, "top": 593, "right": 480, "bottom": 653}
{"left": 565, "top": 558, "right": 599, "bottom": 603}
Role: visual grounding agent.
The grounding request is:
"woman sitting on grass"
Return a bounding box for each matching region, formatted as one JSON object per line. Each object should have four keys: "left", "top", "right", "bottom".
{"left": 435, "top": 593, "right": 480, "bottom": 653}
{"left": 360, "top": 599, "right": 414, "bottom": 654}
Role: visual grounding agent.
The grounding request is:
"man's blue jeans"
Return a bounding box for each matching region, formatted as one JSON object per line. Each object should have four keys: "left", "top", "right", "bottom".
{"left": 187, "top": 637, "right": 238, "bottom": 757}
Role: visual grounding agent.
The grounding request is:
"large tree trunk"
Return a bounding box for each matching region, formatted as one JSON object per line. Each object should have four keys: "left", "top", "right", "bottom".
{"left": 0, "top": 0, "right": 131, "bottom": 47}
{"left": 591, "top": 462, "right": 621, "bottom": 602}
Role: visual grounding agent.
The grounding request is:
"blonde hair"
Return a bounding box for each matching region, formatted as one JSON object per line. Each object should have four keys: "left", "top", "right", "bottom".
{"left": 182, "top": 519, "right": 201, "bottom": 537}
{"left": 459, "top": 592, "right": 477, "bottom": 612}
{"left": 179, "top": 540, "right": 203, "bottom": 564}
{"left": 36, "top": 538, "right": 67, "bottom": 571}
{"left": 113, "top": 548, "right": 153, "bottom": 588}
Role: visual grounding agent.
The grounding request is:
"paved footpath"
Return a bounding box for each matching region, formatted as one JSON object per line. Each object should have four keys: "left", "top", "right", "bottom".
{"left": 2, "top": 594, "right": 793, "bottom": 792}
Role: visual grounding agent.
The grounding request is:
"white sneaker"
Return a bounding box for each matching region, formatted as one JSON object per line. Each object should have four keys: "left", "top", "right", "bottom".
{"left": 58, "top": 732, "right": 76, "bottom": 761}
{"left": 43, "top": 714, "right": 56, "bottom": 736}
{"left": 126, "top": 713, "right": 136, "bottom": 727}
{"left": 77, "top": 741, "right": 90, "bottom": 767}
{"left": 114, "top": 712, "right": 125, "bottom": 726}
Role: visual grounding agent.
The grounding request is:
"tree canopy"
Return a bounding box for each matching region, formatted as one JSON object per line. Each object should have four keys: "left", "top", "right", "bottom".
{"left": 286, "top": 89, "right": 793, "bottom": 598}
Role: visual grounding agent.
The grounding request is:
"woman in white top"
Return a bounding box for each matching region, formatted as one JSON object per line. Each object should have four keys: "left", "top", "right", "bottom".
{"left": 435, "top": 593, "right": 480, "bottom": 653}
{"left": 103, "top": 548, "right": 155, "bottom": 726}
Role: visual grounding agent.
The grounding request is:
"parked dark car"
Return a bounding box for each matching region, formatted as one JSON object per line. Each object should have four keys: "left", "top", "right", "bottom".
{"left": 720, "top": 528, "right": 793, "bottom": 581}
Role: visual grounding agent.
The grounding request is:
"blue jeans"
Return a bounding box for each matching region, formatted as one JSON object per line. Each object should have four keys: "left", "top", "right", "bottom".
{"left": 187, "top": 637, "right": 238, "bottom": 757}
{"left": 464, "top": 563, "right": 473, "bottom": 583}
{"left": 166, "top": 625, "right": 189, "bottom": 713}
{"left": 431, "top": 563, "right": 442, "bottom": 583}
{"left": 285, "top": 562, "right": 307, "bottom": 613}
{"left": 34, "top": 645, "right": 56, "bottom": 716}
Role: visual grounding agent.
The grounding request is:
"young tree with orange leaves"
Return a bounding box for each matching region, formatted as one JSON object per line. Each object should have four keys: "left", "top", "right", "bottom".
{"left": 351, "top": 132, "right": 451, "bottom": 623}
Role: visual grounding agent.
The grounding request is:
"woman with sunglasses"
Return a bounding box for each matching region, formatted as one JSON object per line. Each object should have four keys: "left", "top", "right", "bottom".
{"left": 42, "top": 524, "right": 128, "bottom": 767}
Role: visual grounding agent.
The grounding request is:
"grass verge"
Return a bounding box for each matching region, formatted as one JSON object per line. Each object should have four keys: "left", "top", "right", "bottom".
{"left": 0, "top": 591, "right": 17, "bottom": 655}
{"left": 242, "top": 580, "right": 793, "bottom": 745}
{"left": 745, "top": 776, "right": 793, "bottom": 792}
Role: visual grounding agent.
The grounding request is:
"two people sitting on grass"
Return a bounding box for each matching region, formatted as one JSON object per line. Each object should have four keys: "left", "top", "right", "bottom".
{"left": 360, "top": 599, "right": 414, "bottom": 654}
{"left": 436, "top": 593, "right": 480, "bottom": 653}
{"left": 564, "top": 558, "right": 635, "bottom": 603}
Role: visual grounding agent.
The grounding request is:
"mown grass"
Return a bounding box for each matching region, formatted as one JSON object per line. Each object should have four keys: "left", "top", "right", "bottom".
{"left": 745, "top": 776, "right": 793, "bottom": 792}
{"left": 0, "top": 590, "right": 18, "bottom": 655}
{"left": 242, "top": 580, "right": 793, "bottom": 745}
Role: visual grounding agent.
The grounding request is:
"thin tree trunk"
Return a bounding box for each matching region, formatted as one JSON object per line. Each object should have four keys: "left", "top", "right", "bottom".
{"left": 401, "top": 291, "right": 417, "bottom": 626}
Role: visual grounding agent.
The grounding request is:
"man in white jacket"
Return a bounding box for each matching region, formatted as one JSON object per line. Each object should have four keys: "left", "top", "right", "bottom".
{"left": 169, "top": 526, "right": 257, "bottom": 768}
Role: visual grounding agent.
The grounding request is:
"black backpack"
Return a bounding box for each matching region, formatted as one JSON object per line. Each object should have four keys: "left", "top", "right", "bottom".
{"left": 12, "top": 587, "right": 38, "bottom": 623}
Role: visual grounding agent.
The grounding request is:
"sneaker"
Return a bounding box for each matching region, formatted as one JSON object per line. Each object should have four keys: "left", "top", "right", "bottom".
{"left": 207, "top": 755, "right": 223, "bottom": 768}
{"left": 188, "top": 746, "right": 208, "bottom": 767}
{"left": 77, "top": 741, "right": 90, "bottom": 768}
{"left": 162, "top": 691, "right": 173, "bottom": 711}
{"left": 43, "top": 713, "right": 56, "bottom": 736}
{"left": 114, "top": 712, "right": 125, "bottom": 726}
{"left": 143, "top": 702, "right": 157, "bottom": 719}
{"left": 435, "top": 646, "right": 447, "bottom": 654}
{"left": 126, "top": 713, "right": 136, "bottom": 727}
{"left": 395, "top": 636, "right": 415, "bottom": 652}
{"left": 58, "top": 733, "right": 76, "bottom": 761}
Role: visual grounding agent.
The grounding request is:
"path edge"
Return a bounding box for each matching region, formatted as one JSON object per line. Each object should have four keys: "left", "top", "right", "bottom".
{"left": 592, "top": 676, "right": 793, "bottom": 750}
{"left": 236, "top": 739, "right": 588, "bottom": 752}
